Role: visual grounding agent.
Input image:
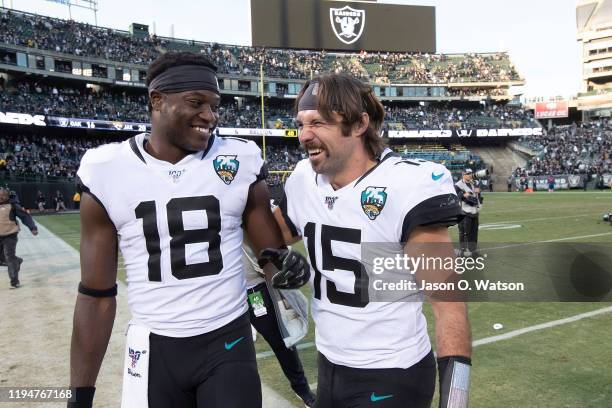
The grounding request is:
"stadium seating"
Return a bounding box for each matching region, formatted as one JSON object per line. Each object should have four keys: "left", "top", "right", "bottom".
{"left": 390, "top": 143, "right": 484, "bottom": 178}
{"left": 517, "top": 120, "right": 611, "bottom": 176}
{"left": 0, "top": 78, "right": 536, "bottom": 130}
{"left": 0, "top": 7, "right": 521, "bottom": 85}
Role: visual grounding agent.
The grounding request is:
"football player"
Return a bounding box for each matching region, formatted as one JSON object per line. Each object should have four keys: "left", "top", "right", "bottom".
{"left": 68, "top": 52, "right": 309, "bottom": 408}
{"left": 271, "top": 74, "right": 472, "bottom": 408}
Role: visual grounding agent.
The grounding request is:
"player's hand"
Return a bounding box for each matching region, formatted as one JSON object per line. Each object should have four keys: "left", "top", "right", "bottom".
{"left": 258, "top": 248, "right": 310, "bottom": 289}
{"left": 31, "top": 229, "right": 38, "bottom": 236}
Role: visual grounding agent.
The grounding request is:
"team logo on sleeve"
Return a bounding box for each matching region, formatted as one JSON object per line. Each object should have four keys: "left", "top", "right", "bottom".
{"left": 213, "top": 155, "right": 240, "bottom": 185}
{"left": 360, "top": 186, "right": 387, "bottom": 220}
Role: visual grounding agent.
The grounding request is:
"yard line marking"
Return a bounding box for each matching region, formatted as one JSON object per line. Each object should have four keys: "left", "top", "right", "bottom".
{"left": 481, "top": 213, "right": 598, "bottom": 225}
{"left": 257, "top": 305, "right": 612, "bottom": 361}
{"left": 472, "top": 306, "right": 612, "bottom": 347}
{"left": 481, "top": 232, "right": 612, "bottom": 251}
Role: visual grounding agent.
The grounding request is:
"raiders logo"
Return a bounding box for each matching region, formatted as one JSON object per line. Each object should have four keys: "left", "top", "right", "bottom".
{"left": 213, "top": 155, "right": 240, "bottom": 185}
{"left": 330, "top": 5, "right": 366, "bottom": 45}
{"left": 360, "top": 186, "right": 387, "bottom": 220}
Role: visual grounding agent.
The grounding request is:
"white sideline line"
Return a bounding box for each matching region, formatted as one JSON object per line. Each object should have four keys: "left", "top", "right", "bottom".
{"left": 472, "top": 306, "right": 612, "bottom": 347}
{"left": 481, "top": 212, "right": 598, "bottom": 225}
{"left": 257, "top": 305, "right": 612, "bottom": 361}
{"left": 481, "top": 232, "right": 612, "bottom": 251}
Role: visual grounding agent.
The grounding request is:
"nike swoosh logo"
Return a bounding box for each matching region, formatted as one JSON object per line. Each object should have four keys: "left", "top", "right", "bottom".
{"left": 224, "top": 336, "right": 244, "bottom": 350}
{"left": 370, "top": 393, "right": 394, "bottom": 402}
{"left": 432, "top": 172, "right": 444, "bottom": 181}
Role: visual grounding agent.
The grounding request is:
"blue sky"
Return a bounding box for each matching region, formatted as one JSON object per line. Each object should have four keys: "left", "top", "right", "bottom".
{"left": 3, "top": 0, "right": 582, "bottom": 98}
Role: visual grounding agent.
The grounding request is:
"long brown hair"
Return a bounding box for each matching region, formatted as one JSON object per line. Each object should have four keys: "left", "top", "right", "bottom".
{"left": 295, "top": 73, "right": 386, "bottom": 159}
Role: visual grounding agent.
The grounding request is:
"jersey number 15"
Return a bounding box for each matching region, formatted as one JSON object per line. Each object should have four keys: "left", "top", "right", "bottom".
{"left": 304, "top": 222, "right": 369, "bottom": 308}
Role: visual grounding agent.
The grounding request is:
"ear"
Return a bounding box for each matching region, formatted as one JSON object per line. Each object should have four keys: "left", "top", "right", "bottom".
{"left": 149, "top": 90, "right": 163, "bottom": 112}
{"left": 353, "top": 112, "right": 370, "bottom": 137}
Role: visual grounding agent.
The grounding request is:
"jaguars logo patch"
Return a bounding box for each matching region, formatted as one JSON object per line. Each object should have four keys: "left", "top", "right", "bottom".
{"left": 360, "top": 186, "right": 387, "bottom": 220}
{"left": 213, "top": 155, "right": 240, "bottom": 185}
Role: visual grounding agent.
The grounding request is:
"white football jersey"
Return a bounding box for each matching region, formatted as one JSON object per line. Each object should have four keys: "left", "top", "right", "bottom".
{"left": 77, "top": 133, "right": 265, "bottom": 337}
{"left": 281, "top": 151, "right": 461, "bottom": 369}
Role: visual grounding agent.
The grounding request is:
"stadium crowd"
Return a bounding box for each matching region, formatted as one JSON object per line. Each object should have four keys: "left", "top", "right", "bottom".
{"left": 518, "top": 121, "right": 611, "bottom": 176}
{"left": 384, "top": 103, "right": 536, "bottom": 130}
{"left": 0, "top": 133, "right": 110, "bottom": 182}
{"left": 0, "top": 78, "right": 536, "bottom": 129}
{"left": 0, "top": 81, "right": 150, "bottom": 122}
{"left": 0, "top": 132, "right": 305, "bottom": 186}
{"left": 0, "top": 8, "right": 521, "bottom": 84}
{"left": 0, "top": 130, "right": 490, "bottom": 187}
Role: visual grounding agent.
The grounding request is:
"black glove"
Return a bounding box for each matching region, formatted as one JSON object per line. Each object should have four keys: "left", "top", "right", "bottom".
{"left": 258, "top": 247, "right": 310, "bottom": 289}
{"left": 67, "top": 387, "right": 95, "bottom": 408}
{"left": 438, "top": 356, "right": 471, "bottom": 408}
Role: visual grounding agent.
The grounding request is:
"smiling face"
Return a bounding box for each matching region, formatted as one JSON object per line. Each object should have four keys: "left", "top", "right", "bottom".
{"left": 150, "top": 89, "right": 220, "bottom": 154}
{"left": 296, "top": 109, "right": 363, "bottom": 177}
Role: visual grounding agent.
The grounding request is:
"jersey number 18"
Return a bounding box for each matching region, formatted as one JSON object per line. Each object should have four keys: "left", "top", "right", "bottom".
{"left": 135, "top": 196, "right": 223, "bottom": 281}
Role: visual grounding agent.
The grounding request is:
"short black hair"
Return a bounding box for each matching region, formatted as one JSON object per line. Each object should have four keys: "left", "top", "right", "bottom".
{"left": 146, "top": 51, "right": 217, "bottom": 87}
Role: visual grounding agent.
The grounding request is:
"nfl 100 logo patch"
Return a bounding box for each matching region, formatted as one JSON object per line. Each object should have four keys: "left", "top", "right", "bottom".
{"left": 325, "top": 196, "right": 338, "bottom": 209}
{"left": 360, "top": 186, "right": 387, "bottom": 220}
{"left": 213, "top": 155, "right": 240, "bottom": 185}
{"left": 127, "top": 347, "right": 146, "bottom": 378}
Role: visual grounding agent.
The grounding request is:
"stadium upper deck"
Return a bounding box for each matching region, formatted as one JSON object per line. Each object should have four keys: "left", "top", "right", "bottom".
{"left": 0, "top": 7, "right": 523, "bottom": 89}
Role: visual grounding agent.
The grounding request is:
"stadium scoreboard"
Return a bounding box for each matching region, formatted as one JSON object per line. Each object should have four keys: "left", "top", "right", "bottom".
{"left": 250, "top": 0, "right": 436, "bottom": 53}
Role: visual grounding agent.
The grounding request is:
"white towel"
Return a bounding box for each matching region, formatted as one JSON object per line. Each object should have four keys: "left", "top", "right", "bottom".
{"left": 120, "top": 324, "right": 151, "bottom": 408}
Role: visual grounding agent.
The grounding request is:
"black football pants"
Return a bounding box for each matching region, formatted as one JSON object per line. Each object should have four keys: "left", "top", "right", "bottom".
{"left": 1, "top": 233, "right": 20, "bottom": 285}
{"left": 315, "top": 351, "right": 436, "bottom": 408}
{"left": 458, "top": 214, "right": 479, "bottom": 254}
{"left": 147, "top": 312, "right": 262, "bottom": 408}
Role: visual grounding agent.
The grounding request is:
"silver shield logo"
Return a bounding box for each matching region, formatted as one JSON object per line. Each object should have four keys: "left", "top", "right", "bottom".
{"left": 330, "top": 5, "right": 365, "bottom": 45}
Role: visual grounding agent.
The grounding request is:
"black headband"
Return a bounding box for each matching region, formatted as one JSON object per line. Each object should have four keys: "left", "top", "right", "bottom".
{"left": 148, "top": 65, "right": 220, "bottom": 95}
{"left": 297, "top": 81, "right": 320, "bottom": 112}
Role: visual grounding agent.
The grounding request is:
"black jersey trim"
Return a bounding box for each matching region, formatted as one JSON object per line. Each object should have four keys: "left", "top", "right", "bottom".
{"left": 279, "top": 192, "right": 299, "bottom": 238}
{"left": 255, "top": 163, "right": 269, "bottom": 183}
{"left": 129, "top": 136, "right": 147, "bottom": 164}
{"left": 353, "top": 152, "right": 399, "bottom": 188}
{"left": 395, "top": 160, "right": 421, "bottom": 166}
{"left": 400, "top": 193, "right": 463, "bottom": 243}
{"left": 201, "top": 133, "right": 216, "bottom": 160}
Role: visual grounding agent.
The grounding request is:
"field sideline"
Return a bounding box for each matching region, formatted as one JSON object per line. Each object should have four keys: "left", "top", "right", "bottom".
{"left": 28, "top": 192, "right": 612, "bottom": 407}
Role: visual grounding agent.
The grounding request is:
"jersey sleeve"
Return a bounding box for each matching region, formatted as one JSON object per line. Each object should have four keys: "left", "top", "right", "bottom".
{"left": 236, "top": 139, "right": 267, "bottom": 186}
{"left": 399, "top": 163, "right": 463, "bottom": 243}
{"left": 76, "top": 145, "right": 116, "bottom": 214}
{"left": 278, "top": 159, "right": 309, "bottom": 238}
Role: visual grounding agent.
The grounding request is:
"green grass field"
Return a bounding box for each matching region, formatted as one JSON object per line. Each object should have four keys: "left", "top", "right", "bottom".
{"left": 35, "top": 192, "right": 612, "bottom": 407}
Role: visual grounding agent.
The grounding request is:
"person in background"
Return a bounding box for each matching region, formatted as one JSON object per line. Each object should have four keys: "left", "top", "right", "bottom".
{"left": 73, "top": 191, "right": 81, "bottom": 210}
{"left": 55, "top": 190, "right": 67, "bottom": 212}
{"left": 0, "top": 188, "right": 38, "bottom": 288}
{"left": 455, "top": 169, "right": 482, "bottom": 257}
{"left": 37, "top": 190, "right": 46, "bottom": 212}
